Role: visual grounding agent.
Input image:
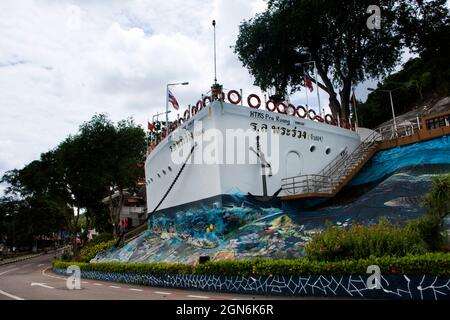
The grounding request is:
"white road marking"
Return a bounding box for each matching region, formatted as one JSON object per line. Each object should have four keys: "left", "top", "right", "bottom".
{"left": 82, "top": 281, "right": 89, "bottom": 284}
{"left": 109, "top": 285, "right": 121, "bottom": 289}
{"left": 129, "top": 288, "right": 143, "bottom": 292}
{"left": 154, "top": 291, "right": 172, "bottom": 295}
{"left": 38, "top": 264, "right": 44, "bottom": 267}
{"left": 187, "top": 295, "right": 209, "bottom": 299}
{"left": 22, "top": 264, "right": 31, "bottom": 268}
{"left": 0, "top": 268, "right": 19, "bottom": 276}
{"left": 42, "top": 267, "right": 66, "bottom": 280}
{"left": 31, "top": 282, "right": 55, "bottom": 289}
{"left": 0, "top": 289, "right": 25, "bottom": 300}
{"left": 93, "top": 283, "right": 103, "bottom": 286}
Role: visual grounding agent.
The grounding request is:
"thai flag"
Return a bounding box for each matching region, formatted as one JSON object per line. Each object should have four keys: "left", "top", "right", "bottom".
{"left": 304, "top": 70, "right": 314, "bottom": 92}
{"left": 168, "top": 89, "right": 180, "bottom": 110}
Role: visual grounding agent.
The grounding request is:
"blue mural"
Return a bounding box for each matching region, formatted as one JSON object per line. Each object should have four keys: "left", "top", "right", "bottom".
{"left": 92, "top": 137, "right": 450, "bottom": 264}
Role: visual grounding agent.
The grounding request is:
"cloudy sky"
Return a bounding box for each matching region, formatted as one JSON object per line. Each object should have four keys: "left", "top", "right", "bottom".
{"left": 0, "top": 0, "right": 386, "bottom": 195}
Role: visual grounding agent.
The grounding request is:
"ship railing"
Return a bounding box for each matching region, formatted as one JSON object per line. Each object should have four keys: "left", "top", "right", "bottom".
{"left": 376, "top": 116, "right": 422, "bottom": 141}
{"left": 281, "top": 174, "right": 334, "bottom": 195}
{"left": 147, "top": 88, "right": 357, "bottom": 155}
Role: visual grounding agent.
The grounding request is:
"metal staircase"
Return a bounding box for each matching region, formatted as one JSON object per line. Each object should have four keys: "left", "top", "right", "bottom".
{"left": 281, "top": 131, "right": 381, "bottom": 199}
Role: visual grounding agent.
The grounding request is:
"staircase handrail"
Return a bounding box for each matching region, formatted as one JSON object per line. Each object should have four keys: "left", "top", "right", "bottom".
{"left": 281, "top": 130, "right": 381, "bottom": 195}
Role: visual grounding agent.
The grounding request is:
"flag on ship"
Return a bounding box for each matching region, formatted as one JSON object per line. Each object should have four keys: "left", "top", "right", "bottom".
{"left": 147, "top": 121, "right": 154, "bottom": 131}
{"left": 303, "top": 69, "right": 314, "bottom": 92}
{"left": 168, "top": 89, "right": 180, "bottom": 110}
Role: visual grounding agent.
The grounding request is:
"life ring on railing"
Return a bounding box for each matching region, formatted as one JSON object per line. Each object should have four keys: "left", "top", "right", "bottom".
{"left": 276, "top": 102, "right": 287, "bottom": 114}
{"left": 265, "top": 99, "right": 277, "bottom": 112}
{"left": 191, "top": 105, "right": 198, "bottom": 115}
{"left": 227, "top": 90, "right": 241, "bottom": 104}
{"left": 184, "top": 109, "right": 190, "bottom": 121}
{"left": 196, "top": 100, "right": 203, "bottom": 111}
{"left": 308, "top": 109, "right": 316, "bottom": 120}
{"left": 315, "top": 115, "right": 324, "bottom": 122}
{"left": 247, "top": 94, "right": 261, "bottom": 109}
{"left": 340, "top": 118, "right": 351, "bottom": 129}
{"left": 297, "top": 105, "right": 307, "bottom": 118}
{"left": 202, "top": 96, "right": 212, "bottom": 107}
{"left": 286, "top": 104, "right": 296, "bottom": 116}
{"left": 325, "top": 114, "right": 336, "bottom": 125}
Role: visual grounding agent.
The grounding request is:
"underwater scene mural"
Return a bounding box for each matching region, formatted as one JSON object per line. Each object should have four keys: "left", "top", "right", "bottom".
{"left": 92, "top": 137, "right": 450, "bottom": 264}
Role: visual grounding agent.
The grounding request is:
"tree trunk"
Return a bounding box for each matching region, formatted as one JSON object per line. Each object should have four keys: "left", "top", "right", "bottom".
{"left": 108, "top": 187, "right": 125, "bottom": 239}
{"left": 314, "top": 64, "right": 342, "bottom": 117}
{"left": 71, "top": 207, "right": 80, "bottom": 257}
{"left": 339, "top": 79, "right": 352, "bottom": 120}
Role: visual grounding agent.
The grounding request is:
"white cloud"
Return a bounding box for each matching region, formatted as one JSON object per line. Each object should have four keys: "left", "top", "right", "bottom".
{"left": 0, "top": 0, "right": 269, "bottom": 192}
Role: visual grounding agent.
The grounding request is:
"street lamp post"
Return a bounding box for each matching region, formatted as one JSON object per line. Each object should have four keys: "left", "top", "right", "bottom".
{"left": 166, "top": 82, "right": 189, "bottom": 131}
{"left": 368, "top": 87, "right": 402, "bottom": 137}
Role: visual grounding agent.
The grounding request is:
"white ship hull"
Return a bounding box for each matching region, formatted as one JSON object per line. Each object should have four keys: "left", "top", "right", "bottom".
{"left": 145, "top": 101, "right": 361, "bottom": 213}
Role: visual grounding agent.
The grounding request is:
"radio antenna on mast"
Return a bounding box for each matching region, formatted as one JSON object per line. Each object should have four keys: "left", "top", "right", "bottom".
{"left": 212, "top": 19, "right": 217, "bottom": 84}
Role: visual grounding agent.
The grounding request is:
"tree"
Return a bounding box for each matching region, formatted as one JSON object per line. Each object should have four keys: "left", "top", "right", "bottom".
{"left": 235, "top": 0, "right": 408, "bottom": 118}
{"left": 104, "top": 118, "right": 146, "bottom": 238}
{"left": 58, "top": 114, "right": 146, "bottom": 239}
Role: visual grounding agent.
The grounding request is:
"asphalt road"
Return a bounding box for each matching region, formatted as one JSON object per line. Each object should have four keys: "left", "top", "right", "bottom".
{"left": 0, "top": 253, "right": 305, "bottom": 300}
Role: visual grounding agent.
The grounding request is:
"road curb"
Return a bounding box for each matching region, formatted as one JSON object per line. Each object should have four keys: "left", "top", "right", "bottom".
{"left": 0, "top": 253, "right": 45, "bottom": 266}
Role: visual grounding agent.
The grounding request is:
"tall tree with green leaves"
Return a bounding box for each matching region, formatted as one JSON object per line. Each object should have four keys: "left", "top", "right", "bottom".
{"left": 235, "top": 0, "right": 410, "bottom": 118}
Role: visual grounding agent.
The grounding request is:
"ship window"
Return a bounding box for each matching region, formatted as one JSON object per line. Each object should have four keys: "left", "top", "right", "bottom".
{"left": 325, "top": 147, "right": 331, "bottom": 155}
{"left": 150, "top": 178, "right": 154, "bottom": 182}
{"left": 310, "top": 145, "right": 316, "bottom": 152}
{"left": 162, "top": 169, "right": 166, "bottom": 175}
{"left": 157, "top": 173, "right": 161, "bottom": 178}
{"left": 168, "top": 166, "right": 172, "bottom": 172}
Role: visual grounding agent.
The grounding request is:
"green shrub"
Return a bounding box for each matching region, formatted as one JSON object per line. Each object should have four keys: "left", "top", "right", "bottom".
{"left": 88, "top": 233, "right": 113, "bottom": 247}
{"left": 78, "top": 240, "right": 116, "bottom": 262}
{"left": 408, "top": 215, "right": 445, "bottom": 251}
{"left": 304, "top": 218, "right": 427, "bottom": 261}
{"left": 53, "top": 253, "right": 450, "bottom": 276}
{"left": 53, "top": 260, "right": 194, "bottom": 275}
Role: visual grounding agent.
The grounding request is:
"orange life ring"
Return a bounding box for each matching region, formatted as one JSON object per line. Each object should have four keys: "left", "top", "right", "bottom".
{"left": 265, "top": 99, "right": 277, "bottom": 112}
{"left": 184, "top": 109, "right": 190, "bottom": 121}
{"left": 202, "top": 96, "right": 212, "bottom": 107}
{"left": 286, "top": 104, "right": 296, "bottom": 116}
{"left": 276, "top": 102, "right": 287, "bottom": 114}
{"left": 227, "top": 90, "right": 241, "bottom": 104}
{"left": 297, "top": 105, "right": 307, "bottom": 118}
{"left": 308, "top": 109, "right": 316, "bottom": 120}
{"left": 325, "top": 114, "right": 336, "bottom": 125}
{"left": 247, "top": 94, "right": 261, "bottom": 109}
{"left": 314, "top": 115, "right": 324, "bottom": 122}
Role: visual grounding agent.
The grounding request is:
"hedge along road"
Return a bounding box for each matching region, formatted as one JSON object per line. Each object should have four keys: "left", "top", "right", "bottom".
{"left": 0, "top": 253, "right": 316, "bottom": 300}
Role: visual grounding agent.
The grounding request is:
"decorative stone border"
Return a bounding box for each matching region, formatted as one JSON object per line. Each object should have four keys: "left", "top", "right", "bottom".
{"left": 53, "top": 268, "right": 450, "bottom": 300}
